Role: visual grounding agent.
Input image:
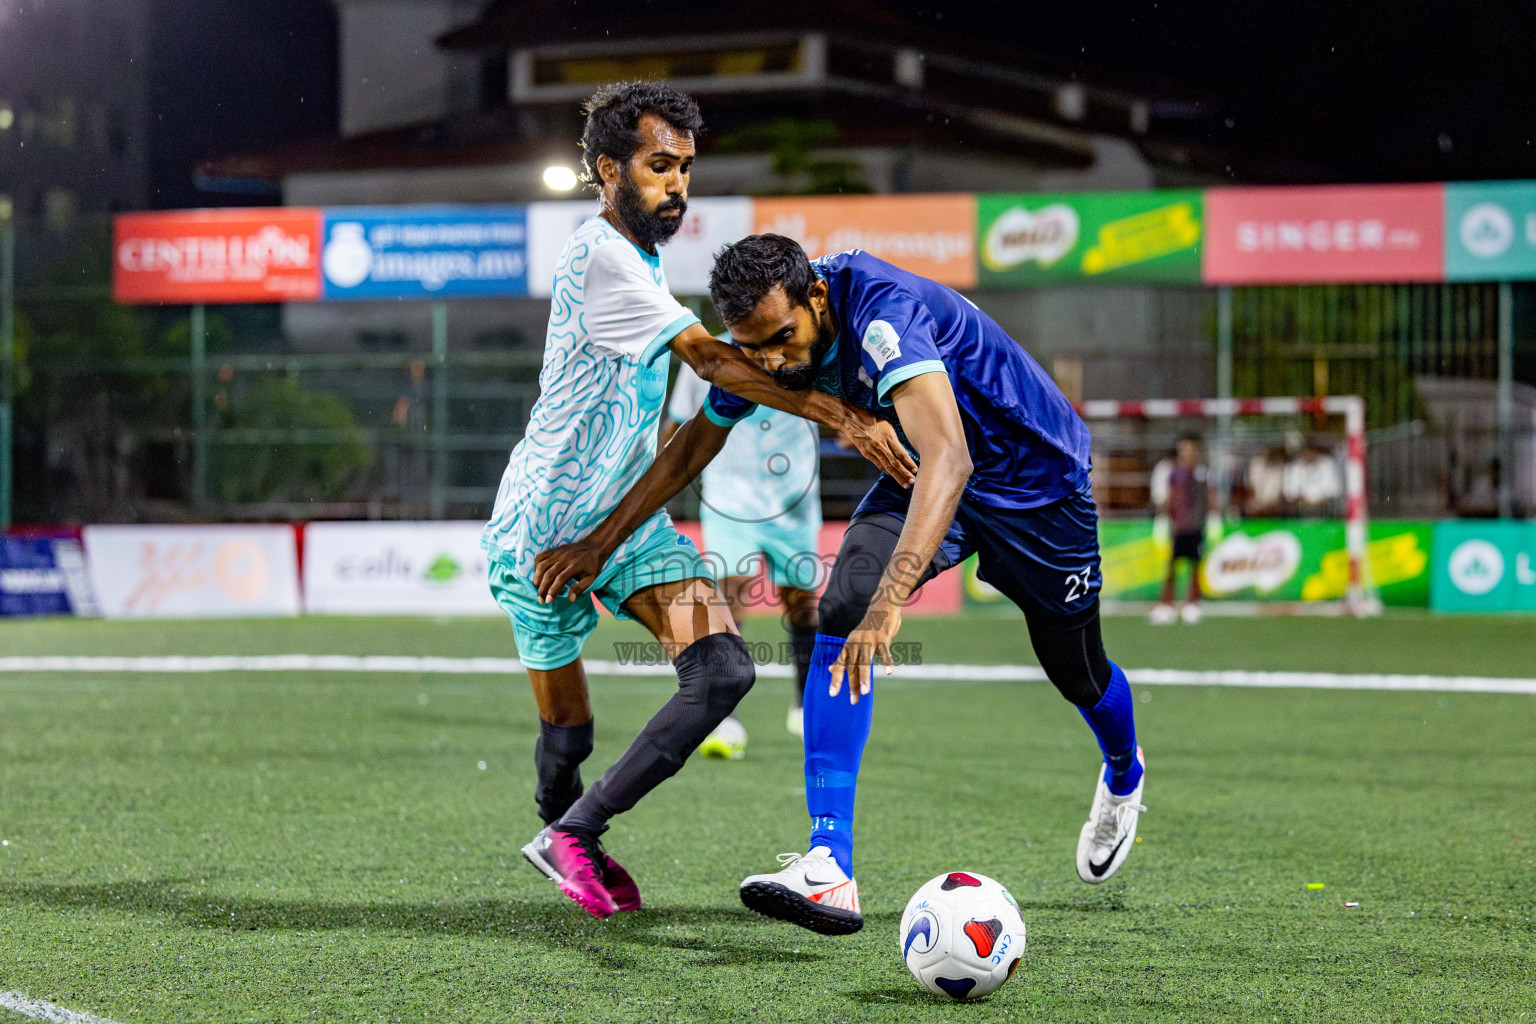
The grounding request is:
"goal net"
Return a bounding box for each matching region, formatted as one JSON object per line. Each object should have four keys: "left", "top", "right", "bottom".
{"left": 1077, "top": 396, "right": 1379, "bottom": 617}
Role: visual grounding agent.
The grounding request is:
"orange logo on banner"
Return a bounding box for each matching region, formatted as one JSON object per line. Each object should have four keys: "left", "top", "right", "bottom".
{"left": 753, "top": 195, "right": 977, "bottom": 289}
{"left": 114, "top": 209, "right": 323, "bottom": 304}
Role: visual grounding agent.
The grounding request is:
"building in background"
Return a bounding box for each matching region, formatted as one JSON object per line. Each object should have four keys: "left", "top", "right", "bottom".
{"left": 197, "top": 0, "right": 1236, "bottom": 404}
{"left": 0, "top": 0, "right": 154, "bottom": 222}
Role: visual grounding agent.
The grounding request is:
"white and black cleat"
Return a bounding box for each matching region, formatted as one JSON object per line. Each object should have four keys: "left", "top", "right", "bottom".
{"left": 1076, "top": 747, "right": 1146, "bottom": 884}
{"left": 739, "top": 846, "right": 863, "bottom": 935}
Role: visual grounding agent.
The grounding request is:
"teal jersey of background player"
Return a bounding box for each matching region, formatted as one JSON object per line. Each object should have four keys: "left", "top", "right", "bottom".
{"left": 482, "top": 215, "right": 701, "bottom": 579}
{"left": 667, "top": 357, "right": 822, "bottom": 529}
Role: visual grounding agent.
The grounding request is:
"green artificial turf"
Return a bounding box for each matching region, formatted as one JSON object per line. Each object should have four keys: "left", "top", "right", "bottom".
{"left": 0, "top": 614, "right": 1532, "bottom": 1023}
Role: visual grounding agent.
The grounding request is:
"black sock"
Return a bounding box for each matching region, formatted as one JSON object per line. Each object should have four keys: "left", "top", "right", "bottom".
{"left": 534, "top": 719, "right": 593, "bottom": 825}
{"left": 789, "top": 622, "right": 816, "bottom": 709}
{"left": 558, "top": 633, "right": 755, "bottom": 836}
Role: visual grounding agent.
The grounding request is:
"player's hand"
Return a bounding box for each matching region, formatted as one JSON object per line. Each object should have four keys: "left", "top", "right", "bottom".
{"left": 829, "top": 600, "right": 904, "bottom": 704}
{"left": 843, "top": 413, "right": 917, "bottom": 488}
{"left": 533, "top": 541, "right": 606, "bottom": 604}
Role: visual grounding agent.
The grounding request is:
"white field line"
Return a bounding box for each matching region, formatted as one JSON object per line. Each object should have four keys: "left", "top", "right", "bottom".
{"left": 1, "top": 655, "right": 1534, "bottom": 695}
{"left": 0, "top": 992, "right": 131, "bottom": 1024}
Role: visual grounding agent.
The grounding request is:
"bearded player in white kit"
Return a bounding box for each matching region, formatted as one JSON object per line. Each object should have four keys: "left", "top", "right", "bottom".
{"left": 481, "top": 82, "right": 914, "bottom": 918}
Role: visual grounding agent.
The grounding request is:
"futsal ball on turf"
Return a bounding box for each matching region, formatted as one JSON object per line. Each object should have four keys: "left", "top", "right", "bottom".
{"left": 899, "top": 871, "right": 1026, "bottom": 1000}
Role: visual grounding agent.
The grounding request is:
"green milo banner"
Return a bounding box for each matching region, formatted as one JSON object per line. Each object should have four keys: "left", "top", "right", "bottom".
{"left": 977, "top": 190, "right": 1203, "bottom": 286}
{"left": 962, "top": 519, "right": 1433, "bottom": 608}
{"left": 1429, "top": 521, "right": 1536, "bottom": 612}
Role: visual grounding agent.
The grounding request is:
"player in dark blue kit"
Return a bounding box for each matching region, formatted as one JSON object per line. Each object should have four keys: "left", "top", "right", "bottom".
{"left": 534, "top": 235, "right": 1146, "bottom": 935}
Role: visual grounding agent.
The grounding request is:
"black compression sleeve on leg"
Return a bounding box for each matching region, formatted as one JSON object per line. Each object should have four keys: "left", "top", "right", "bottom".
{"left": 1024, "top": 600, "right": 1114, "bottom": 709}
{"left": 788, "top": 622, "right": 816, "bottom": 707}
{"left": 534, "top": 719, "right": 593, "bottom": 825}
{"left": 558, "top": 633, "right": 755, "bottom": 835}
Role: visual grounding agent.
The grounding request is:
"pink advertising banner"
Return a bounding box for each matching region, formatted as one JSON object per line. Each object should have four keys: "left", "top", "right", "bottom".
{"left": 1203, "top": 184, "right": 1444, "bottom": 284}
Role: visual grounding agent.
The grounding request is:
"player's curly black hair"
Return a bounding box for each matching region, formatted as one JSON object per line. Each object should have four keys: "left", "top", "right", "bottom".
{"left": 579, "top": 81, "right": 703, "bottom": 193}
{"left": 708, "top": 234, "right": 816, "bottom": 325}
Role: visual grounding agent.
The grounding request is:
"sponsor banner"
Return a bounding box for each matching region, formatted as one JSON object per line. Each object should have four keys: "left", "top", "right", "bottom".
{"left": 753, "top": 194, "right": 977, "bottom": 289}
{"left": 963, "top": 519, "right": 1431, "bottom": 607}
{"left": 1430, "top": 520, "right": 1536, "bottom": 613}
{"left": 83, "top": 525, "right": 301, "bottom": 619}
{"left": 1203, "top": 185, "right": 1444, "bottom": 284}
{"left": 1444, "top": 181, "right": 1536, "bottom": 281}
{"left": 0, "top": 537, "right": 98, "bottom": 617}
{"left": 303, "top": 521, "right": 500, "bottom": 616}
{"left": 114, "top": 209, "right": 323, "bottom": 304}
{"left": 977, "top": 190, "right": 1202, "bottom": 286}
{"left": 525, "top": 197, "right": 753, "bottom": 298}
{"left": 320, "top": 206, "right": 528, "bottom": 299}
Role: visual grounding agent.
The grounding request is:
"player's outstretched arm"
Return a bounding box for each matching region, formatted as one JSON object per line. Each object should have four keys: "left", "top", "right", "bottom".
{"left": 532, "top": 411, "right": 731, "bottom": 603}
{"left": 671, "top": 324, "right": 916, "bottom": 488}
{"left": 831, "top": 371, "right": 972, "bottom": 701}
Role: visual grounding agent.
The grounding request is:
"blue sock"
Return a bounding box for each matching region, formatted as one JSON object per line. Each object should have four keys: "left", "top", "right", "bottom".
{"left": 1078, "top": 661, "right": 1143, "bottom": 796}
{"left": 803, "top": 633, "right": 872, "bottom": 877}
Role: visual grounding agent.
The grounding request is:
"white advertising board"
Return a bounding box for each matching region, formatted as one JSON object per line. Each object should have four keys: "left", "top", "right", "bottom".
{"left": 83, "top": 525, "right": 301, "bottom": 619}
{"left": 526, "top": 197, "right": 753, "bottom": 297}
{"left": 303, "top": 521, "right": 501, "bottom": 616}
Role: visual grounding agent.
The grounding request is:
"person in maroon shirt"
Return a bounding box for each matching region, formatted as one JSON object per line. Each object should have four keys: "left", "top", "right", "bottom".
{"left": 1152, "top": 435, "right": 1214, "bottom": 624}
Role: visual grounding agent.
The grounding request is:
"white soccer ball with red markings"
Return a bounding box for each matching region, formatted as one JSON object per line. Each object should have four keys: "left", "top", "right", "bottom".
{"left": 899, "top": 871, "right": 1027, "bottom": 1000}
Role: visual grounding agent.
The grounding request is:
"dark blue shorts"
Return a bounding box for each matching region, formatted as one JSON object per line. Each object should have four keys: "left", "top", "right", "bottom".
{"left": 853, "top": 477, "right": 1102, "bottom": 620}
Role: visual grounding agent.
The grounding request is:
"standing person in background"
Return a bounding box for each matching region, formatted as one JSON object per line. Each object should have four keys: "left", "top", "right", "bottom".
{"left": 1151, "top": 434, "right": 1212, "bottom": 625}
{"left": 661, "top": 354, "right": 825, "bottom": 753}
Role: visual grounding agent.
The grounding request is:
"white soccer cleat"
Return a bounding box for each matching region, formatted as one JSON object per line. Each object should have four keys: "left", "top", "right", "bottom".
{"left": 739, "top": 846, "right": 863, "bottom": 935}
{"left": 699, "top": 715, "right": 747, "bottom": 760}
{"left": 1179, "top": 602, "right": 1203, "bottom": 624}
{"left": 786, "top": 706, "right": 804, "bottom": 737}
{"left": 1076, "top": 747, "right": 1146, "bottom": 885}
{"left": 1149, "top": 603, "right": 1177, "bottom": 625}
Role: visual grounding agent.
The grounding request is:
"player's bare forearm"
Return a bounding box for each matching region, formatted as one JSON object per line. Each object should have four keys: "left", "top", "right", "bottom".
{"left": 671, "top": 325, "right": 916, "bottom": 486}
{"left": 830, "top": 372, "right": 971, "bottom": 699}
{"left": 874, "top": 374, "right": 972, "bottom": 609}
{"left": 531, "top": 413, "right": 730, "bottom": 602}
{"left": 673, "top": 326, "right": 846, "bottom": 428}
{"left": 590, "top": 413, "right": 729, "bottom": 557}
{"left": 882, "top": 462, "right": 969, "bottom": 606}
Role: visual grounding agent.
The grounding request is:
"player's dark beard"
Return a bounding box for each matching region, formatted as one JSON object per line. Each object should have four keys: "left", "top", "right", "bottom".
{"left": 769, "top": 308, "right": 837, "bottom": 391}
{"left": 614, "top": 172, "right": 687, "bottom": 251}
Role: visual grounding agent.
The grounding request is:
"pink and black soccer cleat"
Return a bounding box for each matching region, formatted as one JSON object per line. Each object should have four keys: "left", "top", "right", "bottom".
{"left": 599, "top": 850, "right": 643, "bottom": 912}
{"left": 521, "top": 825, "right": 617, "bottom": 918}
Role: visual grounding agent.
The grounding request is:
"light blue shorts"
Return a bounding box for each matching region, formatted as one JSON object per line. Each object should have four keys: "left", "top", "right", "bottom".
{"left": 487, "top": 516, "right": 714, "bottom": 671}
{"left": 700, "top": 507, "right": 826, "bottom": 590}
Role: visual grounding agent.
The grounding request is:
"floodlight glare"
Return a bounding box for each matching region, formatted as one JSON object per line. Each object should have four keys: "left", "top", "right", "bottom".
{"left": 542, "top": 165, "right": 578, "bottom": 192}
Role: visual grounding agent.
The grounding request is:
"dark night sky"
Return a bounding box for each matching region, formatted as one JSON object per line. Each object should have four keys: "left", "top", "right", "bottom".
{"left": 895, "top": 0, "right": 1536, "bottom": 183}
{"left": 156, "top": 0, "right": 1536, "bottom": 202}
{"left": 149, "top": 0, "right": 337, "bottom": 207}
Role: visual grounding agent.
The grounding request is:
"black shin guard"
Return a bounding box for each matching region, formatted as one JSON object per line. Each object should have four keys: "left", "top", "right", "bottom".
{"left": 558, "top": 633, "right": 755, "bottom": 835}
{"left": 534, "top": 719, "right": 594, "bottom": 825}
{"left": 788, "top": 622, "right": 816, "bottom": 708}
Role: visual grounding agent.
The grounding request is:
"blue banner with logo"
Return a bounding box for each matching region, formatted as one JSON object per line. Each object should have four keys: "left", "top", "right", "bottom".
{"left": 1, "top": 536, "right": 97, "bottom": 617}
{"left": 320, "top": 206, "right": 529, "bottom": 300}
{"left": 1445, "top": 182, "right": 1536, "bottom": 281}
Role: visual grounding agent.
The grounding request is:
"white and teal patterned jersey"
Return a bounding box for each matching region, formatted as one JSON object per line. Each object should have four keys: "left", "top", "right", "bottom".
{"left": 482, "top": 215, "right": 701, "bottom": 578}
{"left": 667, "top": 358, "right": 822, "bottom": 529}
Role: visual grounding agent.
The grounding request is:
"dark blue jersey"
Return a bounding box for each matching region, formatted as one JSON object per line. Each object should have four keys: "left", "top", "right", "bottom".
{"left": 704, "top": 250, "right": 1092, "bottom": 509}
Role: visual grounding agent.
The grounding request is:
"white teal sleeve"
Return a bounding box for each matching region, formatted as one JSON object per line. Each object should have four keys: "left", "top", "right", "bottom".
{"left": 583, "top": 240, "right": 700, "bottom": 365}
